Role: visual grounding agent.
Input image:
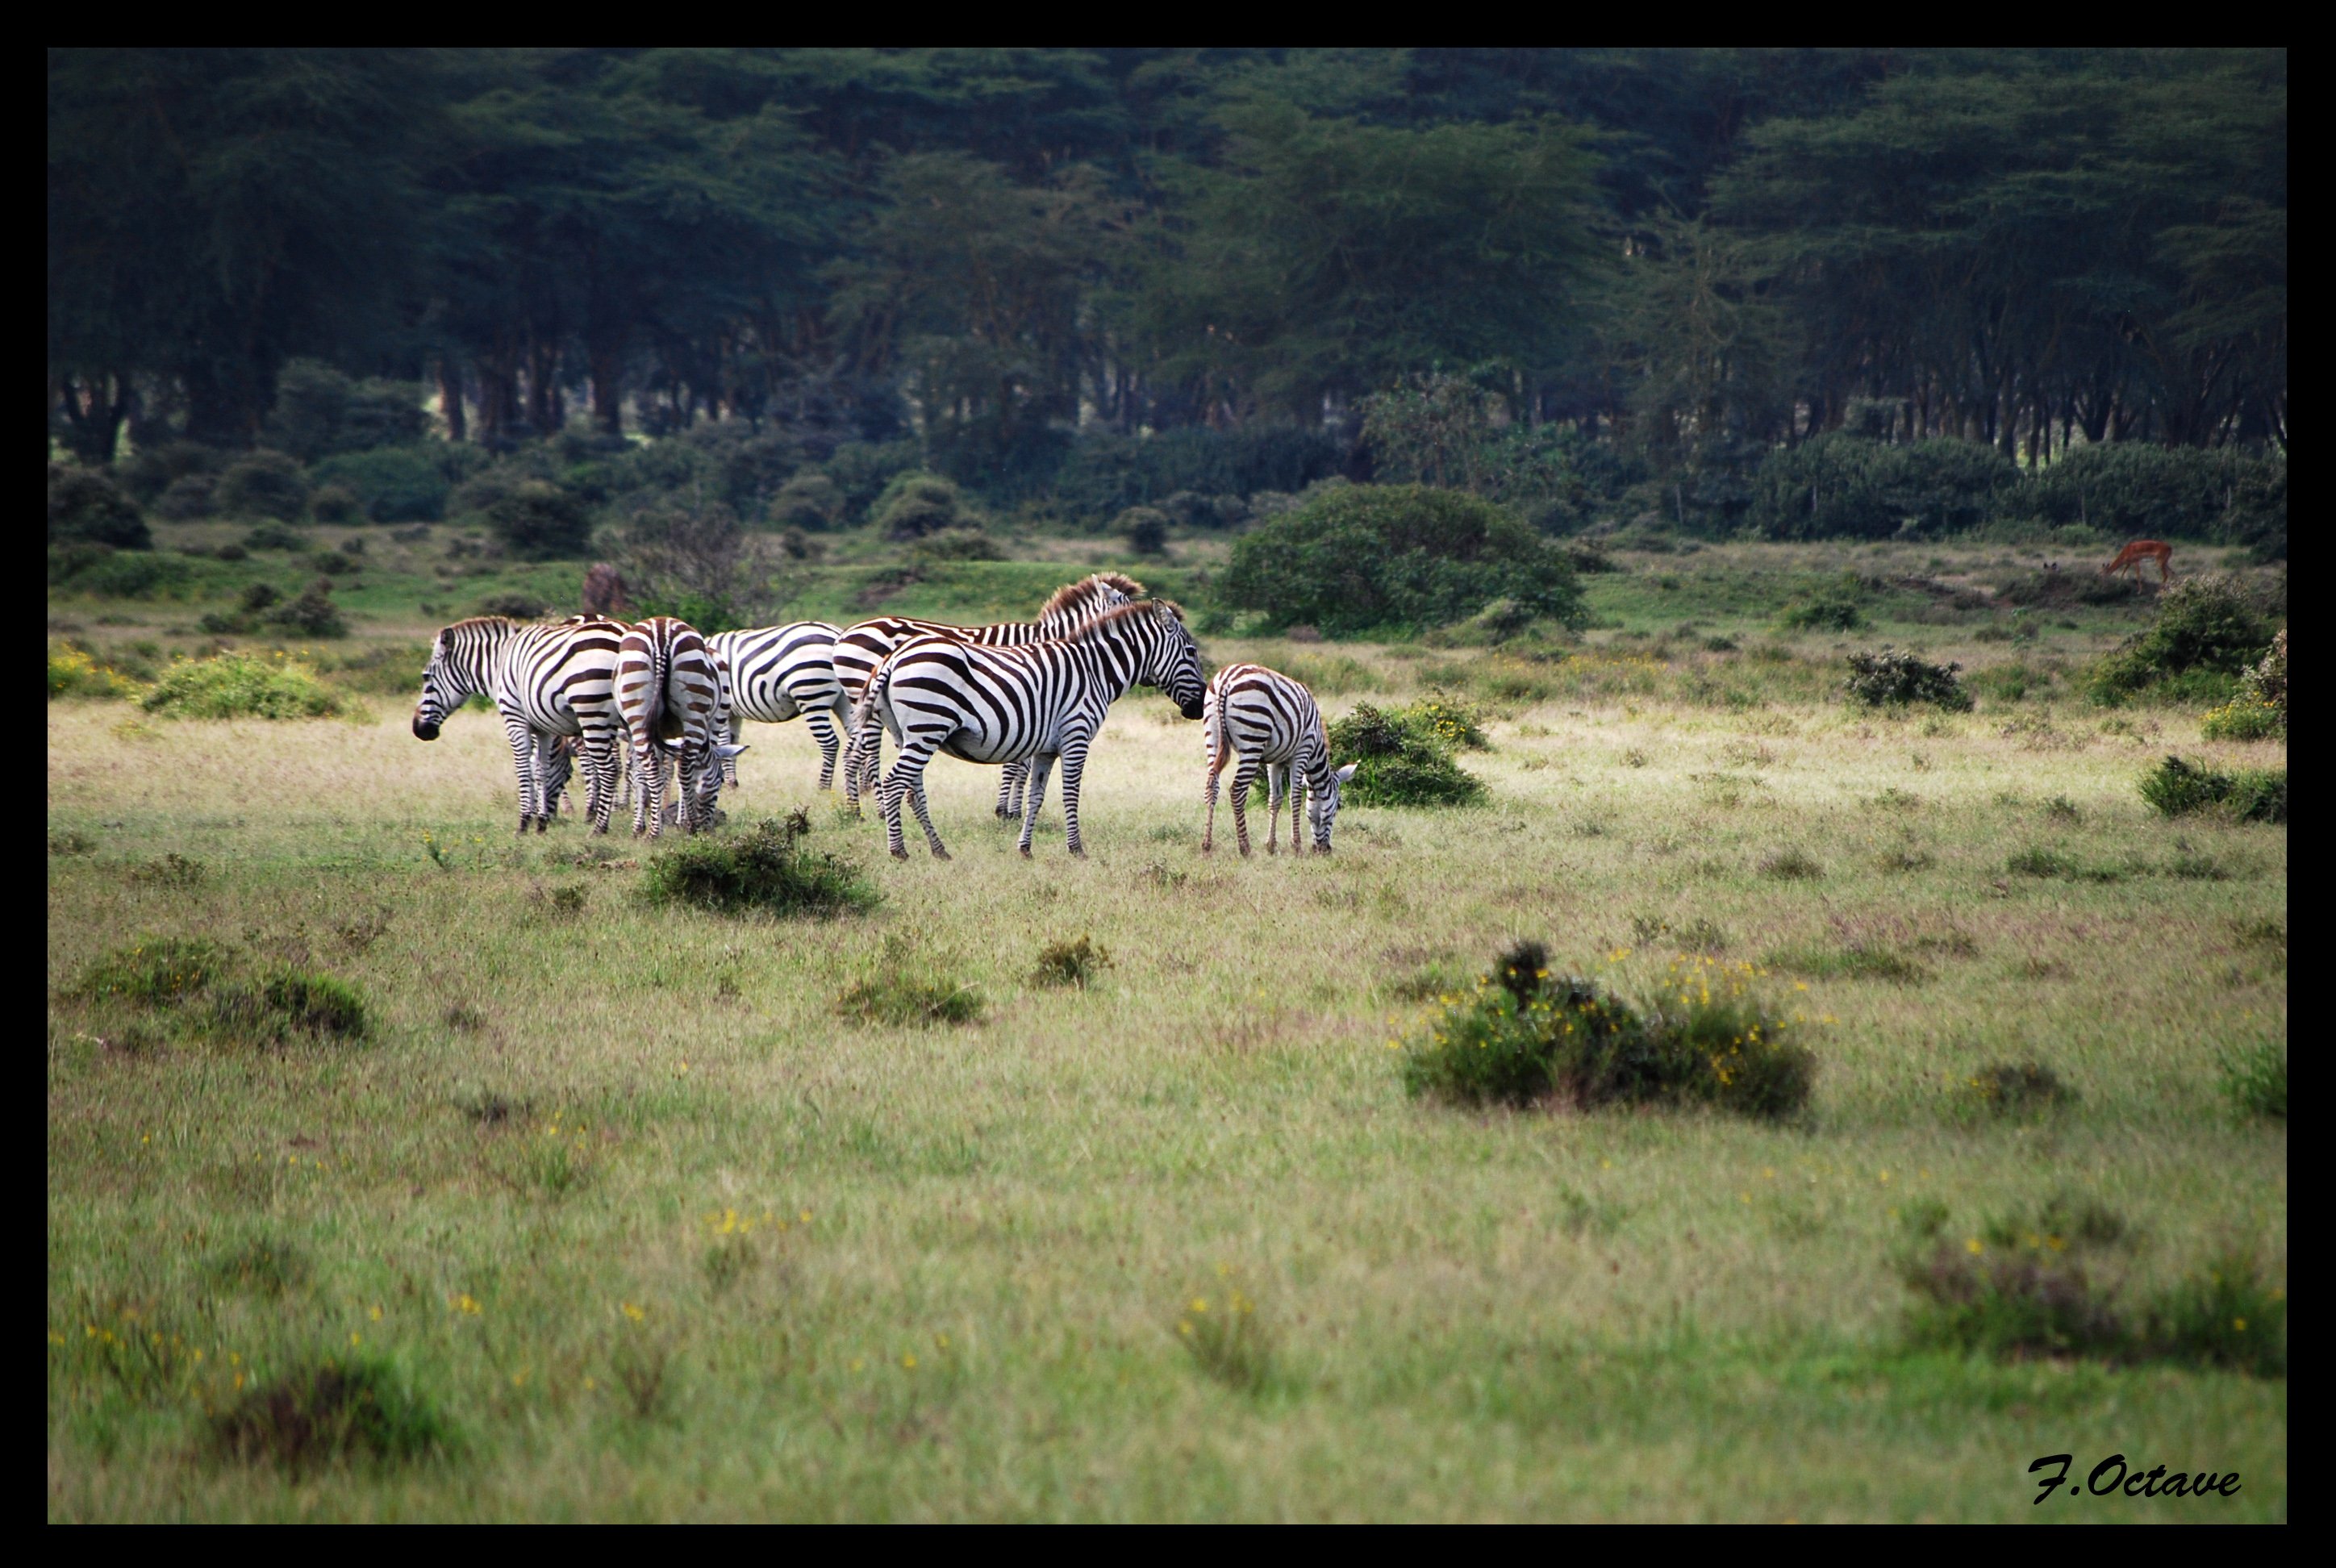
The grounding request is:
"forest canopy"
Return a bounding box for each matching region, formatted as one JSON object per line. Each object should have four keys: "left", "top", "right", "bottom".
{"left": 48, "top": 48, "right": 2285, "bottom": 507}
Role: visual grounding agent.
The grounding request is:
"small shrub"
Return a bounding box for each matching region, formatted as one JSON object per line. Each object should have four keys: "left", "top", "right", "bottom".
{"left": 75, "top": 937, "right": 227, "bottom": 1007}
{"left": 1770, "top": 942, "right": 1929, "bottom": 983}
{"left": 2200, "top": 699, "right": 2283, "bottom": 742}
{"left": 1843, "top": 647, "right": 1972, "bottom": 710}
{"left": 48, "top": 645, "right": 144, "bottom": 700}
{"left": 770, "top": 471, "right": 846, "bottom": 531}
{"left": 1778, "top": 585, "right": 1866, "bottom": 632}
{"left": 2217, "top": 1042, "right": 2285, "bottom": 1121}
{"left": 870, "top": 471, "right": 979, "bottom": 539}
{"left": 1174, "top": 1279, "right": 1274, "bottom": 1395}
{"left": 141, "top": 653, "right": 346, "bottom": 720}
{"left": 130, "top": 853, "right": 208, "bottom": 888}
{"left": 1398, "top": 942, "right": 1812, "bottom": 1119}
{"left": 209, "top": 1356, "right": 455, "bottom": 1471}
{"left": 487, "top": 482, "right": 592, "bottom": 560}
{"left": 214, "top": 542, "right": 249, "bottom": 561}
{"left": 2140, "top": 1254, "right": 2288, "bottom": 1377}
{"left": 1964, "top": 1061, "right": 2076, "bottom": 1116}
{"left": 243, "top": 520, "right": 308, "bottom": 552}
{"left": 311, "top": 549, "right": 357, "bottom": 577}
{"left": 836, "top": 974, "right": 982, "bottom": 1028}
{"left": 639, "top": 813, "right": 878, "bottom": 918}
{"left": 69, "top": 552, "right": 194, "bottom": 598}
{"left": 215, "top": 450, "right": 311, "bottom": 521}
{"left": 1325, "top": 701, "right": 1488, "bottom": 807}
{"left": 2086, "top": 574, "right": 2272, "bottom": 703}
{"left": 473, "top": 591, "right": 549, "bottom": 619}
{"left": 48, "top": 465, "right": 151, "bottom": 548}
{"left": 208, "top": 969, "right": 370, "bottom": 1044}
{"left": 2240, "top": 627, "right": 2286, "bottom": 716}
{"left": 308, "top": 483, "right": 361, "bottom": 523}
{"left": 2006, "top": 846, "right": 2083, "bottom": 878}
{"left": 50, "top": 829, "right": 98, "bottom": 857}
{"left": 154, "top": 473, "right": 220, "bottom": 520}
{"left": 1758, "top": 847, "right": 1824, "bottom": 881}
{"left": 2138, "top": 756, "right": 2286, "bottom": 823}
{"left": 1117, "top": 506, "right": 1171, "bottom": 556}
{"left": 907, "top": 529, "right": 1005, "bottom": 564}
{"left": 1032, "top": 935, "right": 1112, "bottom": 989}
{"left": 308, "top": 444, "right": 453, "bottom": 523}
{"left": 263, "top": 578, "right": 348, "bottom": 639}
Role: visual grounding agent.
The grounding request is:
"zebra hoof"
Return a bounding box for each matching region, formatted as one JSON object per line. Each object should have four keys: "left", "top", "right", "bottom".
{"left": 1018, "top": 845, "right": 1032, "bottom": 860}
{"left": 891, "top": 847, "right": 910, "bottom": 861}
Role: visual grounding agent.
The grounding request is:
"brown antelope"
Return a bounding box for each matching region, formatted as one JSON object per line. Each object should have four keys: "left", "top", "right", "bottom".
{"left": 2101, "top": 539, "right": 2175, "bottom": 586}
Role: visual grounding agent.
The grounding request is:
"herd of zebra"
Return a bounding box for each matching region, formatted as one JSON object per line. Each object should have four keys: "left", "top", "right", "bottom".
{"left": 410, "top": 571, "right": 1357, "bottom": 860}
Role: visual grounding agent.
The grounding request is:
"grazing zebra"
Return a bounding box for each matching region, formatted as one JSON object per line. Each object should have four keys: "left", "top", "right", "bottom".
{"left": 612, "top": 616, "right": 724, "bottom": 838}
{"left": 1202, "top": 663, "right": 1357, "bottom": 857}
{"left": 411, "top": 615, "right": 628, "bottom": 834}
{"left": 832, "top": 573, "right": 1146, "bottom": 815}
{"left": 705, "top": 622, "right": 849, "bottom": 791}
{"left": 855, "top": 598, "right": 1206, "bottom": 860}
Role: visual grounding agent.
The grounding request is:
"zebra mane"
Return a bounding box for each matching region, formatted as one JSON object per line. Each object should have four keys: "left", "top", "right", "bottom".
{"left": 1037, "top": 572, "right": 1149, "bottom": 623}
{"left": 1062, "top": 597, "right": 1187, "bottom": 641}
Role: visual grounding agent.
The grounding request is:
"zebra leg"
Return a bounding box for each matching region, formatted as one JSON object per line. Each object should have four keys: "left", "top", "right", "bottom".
{"left": 1018, "top": 753, "right": 1057, "bottom": 858}
{"left": 634, "top": 744, "right": 664, "bottom": 839}
{"left": 1265, "top": 762, "right": 1285, "bottom": 856}
{"left": 1203, "top": 753, "right": 1224, "bottom": 854}
{"left": 502, "top": 711, "right": 542, "bottom": 834}
{"left": 1056, "top": 734, "right": 1095, "bottom": 859}
{"left": 881, "top": 741, "right": 947, "bottom": 861}
{"left": 994, "top": 761, "right": 1022, "bottom": 821}
{"left": 806, "top": 707, "right": 841, "bottom": 792}
{"left": 1229, "top": 754, "right": 1259, "bottom": 857}
{"left": 724, "top": 714, "right": 745, "bottom": 789}
{"left": 584, "top": 733, "right": 619, "bottom": 834}
{"left": 1288, "top": 769, "right": 1306, "bottom": 858}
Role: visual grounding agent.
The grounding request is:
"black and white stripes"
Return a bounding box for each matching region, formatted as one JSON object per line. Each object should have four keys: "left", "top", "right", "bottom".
{"left": 1202, "top": 663, "right": 1355, "bottom": 857}
{"left": 706, "top": 621, "right": 850, "bottom": 790}
{"left": 412, "top": 615, "right": 629, "bottom": 835}
{"left": 613, "top": 616, "right": 725, "bottom": 838}
{"left": 857, "top": 598, "right": 1207, "bottom": 860}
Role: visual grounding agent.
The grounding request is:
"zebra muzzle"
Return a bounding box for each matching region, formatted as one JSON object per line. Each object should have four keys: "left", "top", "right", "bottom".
{"left": 412, "top": 718, "right": 441, "bottom": 740}
{"left": 1179, "top": 699, "right": 1206, "bottom": 719}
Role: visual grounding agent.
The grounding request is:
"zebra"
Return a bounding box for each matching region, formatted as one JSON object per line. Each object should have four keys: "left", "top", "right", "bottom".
{"left": 854, "top": 598, "right": 1206, "bottom": 861}
{"left": 705, "top": 622, "right": 849, "bottom": 792}
{"left": 411, "top": 615, "right": 629, "bottom": 834}
{"left": 612, "top": 616, "right": 725, "bottom": 838}
{"left": 1201, "top": 663, "right": 1357, "bottom": 857}
{"left": 832, "top": 573, "right": 1147, "bottom": 816}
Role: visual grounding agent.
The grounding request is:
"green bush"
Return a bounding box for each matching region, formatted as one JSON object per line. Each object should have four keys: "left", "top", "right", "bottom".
{"left": 1962, "top": 1061, "right": 2076, "bottom": 1117}
{"left": 310, "top": 444, "right": 453, "bottom": 522}
{"left": 1843, "top": 648, "right": 1973, "bottom": 710}
{"left": 2029, "top": 443, "right": 2280, "bottom": 544}
{"left": 209, "top": 968, "right": 371, "bottom": 1043}
{"left": 769, "top": 470, "right": 846, "bottom": 531}
{"left": 2200, "top": 698, "right": 2283, "bottom": 741}
{"left": 1032, "top": 935, "right": 1112, "bottom": 989}
{"left": 243, "top": 520, "right": 309, "bottom": 552}
{"left": 2086, "top": 574, "right": 2274, "bottom": 703}
{"left": 1750, "top": 433, "right": 2016, "bottom": 540}
{"left": 639, "top": 814, "right": 878, "bottom": 918}
{"left": 2238, "top": 627, "right": 2286, "bottom": 719}
{"left": 823, "top": 440, "right": 924, "bottom": 519}
{"left": 48, "top": 645, "right": 144, "bottom": 700}
{"left": 2217, "top": 1041, "right": 2285, "bottom": 1120}
{"left": 487, "top": 481, "right": 592, "bottom": 560}
{"left": 263, "top": 359, "right": 432, "bottom": 461}
{"left": 1777, "top": 578, "right": 1867, "bottom": 631}
{"left": 1117, "top": 506, "right": 1171, "bottom": 555}
{"left": 262, "top": 578, "right": 349, "bottom": 639}
{"left": 870, "top": 471, "right": 978, "bottom": 539}
{"left": 75, "top": 937, "right": 229, "bottom": 1006}
{"left": 1397, "top": 942, "right": 1813, "bottom": 1119}
{"left": 140, "top": 652, "right": 347, "bottom": 720}
{"left": 215, "top": 450, "right": 311, "bottom": 521}
{"left": 67, "top": 551, "right": 193, "bottom": 599}
{"left": 210, "top": 1355, "right": 455, "bottom": 1470}
{"left": 2138, "top": 756, "right": 2286, "bottom": 823}
{"left": 1221, "top": 484, "right": 1583, "bottom": 636}
{"left": 1325, "top": 701, "right": 1488, "bottom": 807}
{"left": 836, "top": 974, "right": 982, "bottom": 1027}
{"left": 116, "top": 439, "right": 224, "bottom": 505}
{"left": 48, "top": 464, "right": 150, "bottom": 548}
{"left": 153, "top": 473, "right": 219, "bottom": 519}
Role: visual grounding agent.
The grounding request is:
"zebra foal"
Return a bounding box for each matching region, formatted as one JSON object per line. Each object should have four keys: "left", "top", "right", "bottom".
{"left": 1202, "top": 663, "right": 1356, "bottom": 857}
{"left": 411, "top": 615, "right": 628, "bottom": 834}
{"left": 856, "top": 598, "right": 1207, "bottom": 861}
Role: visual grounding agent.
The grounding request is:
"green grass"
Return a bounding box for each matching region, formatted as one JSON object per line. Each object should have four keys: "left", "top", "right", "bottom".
{"left": 47, "top": 536, "right": 2285, "bottom": 1521}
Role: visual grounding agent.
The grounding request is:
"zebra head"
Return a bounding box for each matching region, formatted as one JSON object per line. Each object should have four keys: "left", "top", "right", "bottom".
{"left": 1310, "top": 761, "right": 1359, "bottom": 853}
{"left": 1134, "top": 601, "right": 1208, "bottom": 719}
{"left": 413, "top": 619, "right": 503, "bottom": 740}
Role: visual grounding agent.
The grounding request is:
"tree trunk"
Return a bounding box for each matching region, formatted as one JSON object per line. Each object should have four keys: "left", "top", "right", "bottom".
{"left": 438, "top": 360, "right": 468, "bottom": 444}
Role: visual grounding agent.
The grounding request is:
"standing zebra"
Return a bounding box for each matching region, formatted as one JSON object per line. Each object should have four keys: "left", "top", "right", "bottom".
{"left": 411, "top": 615, "right": 628, "bottom": 834}
{"left": 1202, "top": 663, "right": 1357, "bottom": 857}
{"left": 832, "top": 573, "right": 1146, "bottom": 815}
{"left": 705, "top": 622, "right": 849, "bottom": 791}
{"left": 613, "top": 616, "right": 724, "bottom": 838}
{"left": 856, "top": 598, "right": 1207, "bottom": 860}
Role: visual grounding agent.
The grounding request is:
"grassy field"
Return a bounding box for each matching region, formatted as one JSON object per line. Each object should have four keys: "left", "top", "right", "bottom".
{"left": 48, "top": 532, "right": 2287, "bottom": 1520}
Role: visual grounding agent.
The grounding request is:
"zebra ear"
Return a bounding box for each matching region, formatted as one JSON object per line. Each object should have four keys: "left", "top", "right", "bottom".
{"left": 1333, "top": 762, "right": 1358, "bottom": 784}
{"left": 715, "top": 742, "right": 749, "bottom": 760}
